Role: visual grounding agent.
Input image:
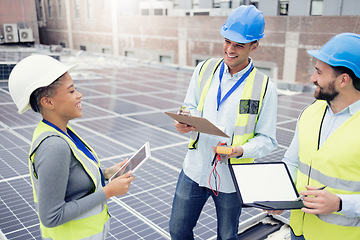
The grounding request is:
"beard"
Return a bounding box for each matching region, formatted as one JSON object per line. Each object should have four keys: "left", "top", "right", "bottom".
{"left": 315, "top": 89, "right": 339, "bottom": 102}
{"left": 314, "top": 80, "right": 339, "bottom": 102}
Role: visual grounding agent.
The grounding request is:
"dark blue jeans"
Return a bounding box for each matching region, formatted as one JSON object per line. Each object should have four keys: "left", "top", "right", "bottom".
{"left": 169, "top": 170, "right": 242, "bottom": 240}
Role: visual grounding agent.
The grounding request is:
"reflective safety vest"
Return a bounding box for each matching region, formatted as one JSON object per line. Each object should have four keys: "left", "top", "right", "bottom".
{"left": 29, "top": 121, "right": 109, "bottom": 240}
{"left": 291, "top": 100, "right": 360, "bottom": 239}
{"left": 188, "top": 58, "right": 269, "bottom": 164}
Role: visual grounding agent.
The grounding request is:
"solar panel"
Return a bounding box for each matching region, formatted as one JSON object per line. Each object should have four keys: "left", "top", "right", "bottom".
{"left": 0, "top": 51, "right": 314, "bottom": 239}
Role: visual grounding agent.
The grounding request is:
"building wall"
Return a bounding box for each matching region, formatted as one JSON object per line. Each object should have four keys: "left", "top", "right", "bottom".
{"left": 38, "top": 7, "right": 360, "bottom": 86}
{"left": 341, "top": 0, "right": 360, "bottom": 16}
{"left": 288, "top": 0, "right": 311, "bottom": 16}
{"left": 23, "top": 0, "right": 358, "bottom": 87}
{"left": 258, "top": 0, "right": 279, "bottom": 16}
{"left": 0, "top": 0, "right": 39, "bottom": 44}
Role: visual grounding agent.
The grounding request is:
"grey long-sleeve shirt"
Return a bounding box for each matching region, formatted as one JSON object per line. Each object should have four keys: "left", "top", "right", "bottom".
{"left": 34, "top": 136, "right": 107, "bottom": 228}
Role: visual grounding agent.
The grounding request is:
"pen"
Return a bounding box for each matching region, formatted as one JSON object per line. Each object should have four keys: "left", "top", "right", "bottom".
{"left": 296, "top": 185, "right": 327, "bottom": 201}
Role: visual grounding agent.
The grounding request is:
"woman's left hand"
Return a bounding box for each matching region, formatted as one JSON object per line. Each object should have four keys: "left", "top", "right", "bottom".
{"left": 104, "top": 159, "right": 128, "bottom": 180}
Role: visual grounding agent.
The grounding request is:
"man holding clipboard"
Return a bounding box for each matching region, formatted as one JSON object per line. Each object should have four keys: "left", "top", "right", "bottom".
{"left": 168, "top": 5, "right": 278, "bottom": 240}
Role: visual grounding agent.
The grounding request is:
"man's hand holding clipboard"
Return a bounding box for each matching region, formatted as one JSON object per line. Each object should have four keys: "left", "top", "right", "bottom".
{"left": 165, "top": 111, "right": 230, "bottom": 138}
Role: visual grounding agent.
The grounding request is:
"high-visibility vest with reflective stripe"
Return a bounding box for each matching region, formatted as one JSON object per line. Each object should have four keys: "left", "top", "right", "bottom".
{"left": 290, "top": 100, "right": 360, "bottom": 239}
{"left": 188, "top": 58, "right": 269, "bottom": 164}
{"left": 29, "top": 121, "right": 109, "bottom": 240}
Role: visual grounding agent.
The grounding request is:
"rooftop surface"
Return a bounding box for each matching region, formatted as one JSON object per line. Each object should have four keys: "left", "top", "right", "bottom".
{"left": 0, "top": 48, "right": 315, "bottom": 240}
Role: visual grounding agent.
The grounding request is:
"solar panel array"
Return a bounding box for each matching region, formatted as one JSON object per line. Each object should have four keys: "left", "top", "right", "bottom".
{"left": 0, "top": 52, "right": 315, "bottom": 240}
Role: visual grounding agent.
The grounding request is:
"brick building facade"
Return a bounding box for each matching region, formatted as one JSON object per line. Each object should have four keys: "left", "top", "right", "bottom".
{"left": 1, "top": 0, "right": 360, "bottom": 87}
{"left": 39, "top": 6, "right": 360, "bottom": 86}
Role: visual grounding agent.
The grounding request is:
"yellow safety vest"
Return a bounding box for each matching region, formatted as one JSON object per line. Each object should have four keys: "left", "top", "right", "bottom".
{"left": 291, "top": 100, "right": 360, "bottom": 239}
{"left": 188, "top": 58, "right": 269, "bottom": 164}
{"left": 29, "top": 121, "right": 109, "bottom": 240}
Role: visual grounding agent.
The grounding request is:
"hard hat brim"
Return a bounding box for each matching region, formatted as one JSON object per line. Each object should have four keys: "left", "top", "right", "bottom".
{"left": 308, "top": 49, "right": 360, "bottom": 79}
{"left": 307, "top": 49, "right": 328, "bottom": 64}
{"left": 307, "top": 33, "right": 360, "bottom": 79}
{"left": 221, "top": 26, "right": 252, "bottom": 44}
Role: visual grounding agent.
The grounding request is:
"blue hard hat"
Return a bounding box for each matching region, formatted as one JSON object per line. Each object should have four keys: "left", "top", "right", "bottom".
{"left": 220, "top": 5, "right": 265, "bottom": 44}
{"left": 308, "top": 33, "right": 360, "bottom": 78}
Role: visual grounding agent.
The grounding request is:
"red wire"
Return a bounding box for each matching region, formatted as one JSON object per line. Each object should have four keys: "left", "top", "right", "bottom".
{"left": 209, "top": 155, "right": 221, "bottom": 196}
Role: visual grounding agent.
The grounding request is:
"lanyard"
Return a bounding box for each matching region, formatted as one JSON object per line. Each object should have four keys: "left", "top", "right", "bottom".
{"left": 42, "top": 119, "right": 105, "bottom": 186}
{"left": 217, "top": 61, "right": 253, "bottom": 111}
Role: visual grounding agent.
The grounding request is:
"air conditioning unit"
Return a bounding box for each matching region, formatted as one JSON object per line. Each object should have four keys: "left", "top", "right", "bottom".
{"left": 19, "top": 28, "right": 34, "bottom": 42}
{"left": 3, "top": 24, "right": 19, "bottom": 43}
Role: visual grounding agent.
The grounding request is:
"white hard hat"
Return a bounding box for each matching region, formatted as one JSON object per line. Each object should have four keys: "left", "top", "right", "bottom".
{"left": 8, "top": 54, "right": 77, "bottom": 114}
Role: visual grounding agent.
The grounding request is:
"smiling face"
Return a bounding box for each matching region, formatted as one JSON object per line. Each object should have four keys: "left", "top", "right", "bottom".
{"left": 46, "top": 72, "right": 83, "bottom": 123}
{"left": 223, "top": 38, "right": 258, "bottom": 75}
{"left": 310, "top": 60, "right": 339, "bottom": 102}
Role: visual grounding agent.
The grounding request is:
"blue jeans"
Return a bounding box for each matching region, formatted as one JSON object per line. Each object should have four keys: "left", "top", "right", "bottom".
{"left": 169, "top": 170, "right": 242, "bottom": 240}
{"left": 291, "top": 228, "right": 305, "bottom": 240}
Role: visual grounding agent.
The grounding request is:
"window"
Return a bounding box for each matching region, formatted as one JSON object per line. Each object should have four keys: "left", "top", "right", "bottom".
{"left": 220, "top": 0, "right": 232, "bottom": 8}
{"left": 37, "top": 0, "right": 44, "bottom": 20}
{"left": 58, "top": 0, "right": 62, "bottom": 18}
{"left": 310, "top": 0, "right": 323, "bottom": 16}
{"left": 101, "top": 0, "right": 105, "bottom": 11}
{"left": 47, "top": 0, "right": 52, "bottom": 18}
{"left": 192, "top": 0, "right": 200, "bottom": 9}
{"left": 256, "top": 67, "right": 271, "bottom": 77}
{"left": 87, "top": 0, "right": 93, "bottom": 19}
{"left": 250, "top": 0, "right": 259, "bottom": 9}
{"left": 74, "top": 0, "right": 80, "bottom": 18}
{"left": 125, "top": 51, "right": 135, "bottom": 57}
{"left": 194, "top": 12, "right": 209, "bottom": 16}
{"left": 279, "top": 0, "right": 289, "bottom": 16}
{"left": 173, "top": 0, "right": 179, "bottom": 9}
{"left": 141, "top": 9, "right": 150, "bottom": 15}
{"left": 80, "top": 45, "right": 87, "bottom": 51}
{"left": 160, "top": 55, "right": 171, "bottom": 63}
{"left": 154, "top": 9, "right": 163, "bottom": 15}
{"left": 195, "top": 59, "right": 205, "bottom": 66}
{"left": 102, "top": 48, "right": 111, "bottom": 54}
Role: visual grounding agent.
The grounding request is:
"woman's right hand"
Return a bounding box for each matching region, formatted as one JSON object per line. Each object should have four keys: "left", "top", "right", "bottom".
{"left": 103, "top": 171, "right": 135, "bottom": 199}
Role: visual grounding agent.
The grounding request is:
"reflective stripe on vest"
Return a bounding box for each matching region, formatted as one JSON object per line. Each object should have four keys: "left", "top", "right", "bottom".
{"left": 189, "top": 58, "right": 223, "bottom": 148}
{"left": 290, "top": 100, "right": 360, "bottom": 239}
{"left": 189, "top": 58, "right": 268, "bottom": 164}
{"left": 29, "top": 121, "right": 109, "bottom": 240}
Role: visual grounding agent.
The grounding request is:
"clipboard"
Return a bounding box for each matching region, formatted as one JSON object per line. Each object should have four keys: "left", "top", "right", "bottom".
{"left": 164, "top": 112, "right": 230, "bottom": 138}
{"left": 229, "top": 162, "right": 305, "bottom": 210}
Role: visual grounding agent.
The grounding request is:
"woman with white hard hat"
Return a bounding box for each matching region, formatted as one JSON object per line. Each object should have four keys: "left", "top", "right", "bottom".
{"left": 8, "top": 54, "right": 135, "bottom": 240}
